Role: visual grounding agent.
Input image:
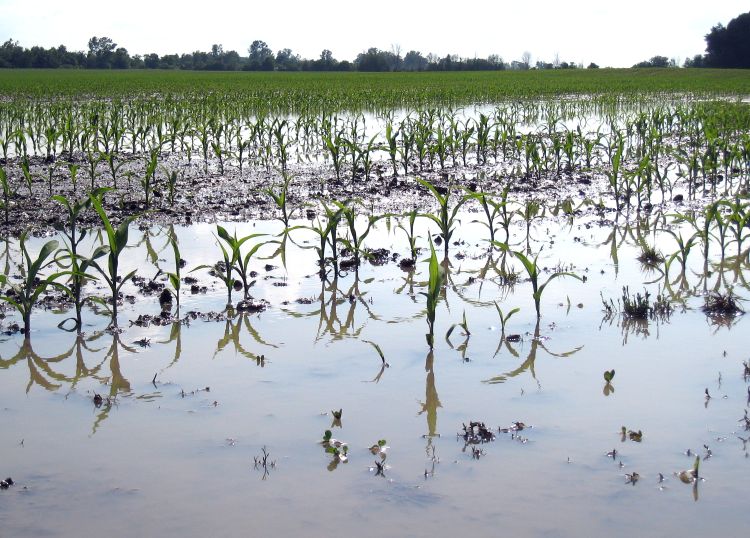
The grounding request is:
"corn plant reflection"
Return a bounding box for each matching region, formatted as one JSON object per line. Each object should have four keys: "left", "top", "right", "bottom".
{"left": 484, "top": 320, "right": 583, "bottom": 387}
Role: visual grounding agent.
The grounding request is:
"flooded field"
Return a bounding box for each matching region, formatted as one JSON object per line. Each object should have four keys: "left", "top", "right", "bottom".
{"left": 1, "top": 72, "right": 750, "bottom": 535}
{"left": 1, "top": 207, "right": 748, "bottom": 537}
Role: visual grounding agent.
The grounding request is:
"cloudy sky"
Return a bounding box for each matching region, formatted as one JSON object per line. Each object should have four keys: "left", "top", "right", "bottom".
{"left": 0, "top": 0, "right": 746, "bottom": 67}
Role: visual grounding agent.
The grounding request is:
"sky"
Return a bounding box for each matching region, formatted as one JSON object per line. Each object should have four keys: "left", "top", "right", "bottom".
{"left": 0, "top": 1, "right": 747, "bottom": 67}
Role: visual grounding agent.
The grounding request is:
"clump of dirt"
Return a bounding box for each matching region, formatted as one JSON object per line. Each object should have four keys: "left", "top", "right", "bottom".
{"left": 366, "top": 248, "right": 392, "bottom": 266}
{"left": 398, "top": 258, "right": 416, "bottom": 271}
{"left": 236, "top": 298, "right": 269, "bottom": 313}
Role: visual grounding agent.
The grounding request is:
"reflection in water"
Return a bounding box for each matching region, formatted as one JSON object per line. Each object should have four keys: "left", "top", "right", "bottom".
{"left": 214, "top": 309, "right": 277, "bottom": 364}
{"left": 157, "top": 321, "right": 183, "bottom": 370}
{"left": 418, "top": 350, "right": 441, "bottom": 439}
{"left": 453, "top": 250, "right": 515, "bottom": 307}
{"left": 90, "top": 332, "right": 137, "bottom": 435}
{"left": 484, "top": 320, "right": 583, "bottom": 386}
{"left": 394, "top": 267, "right": 418, "bottom": 302}
{"left": 0, "top": 331, "right": 136, "bottom": 434}
{"left": 282, "top": 272, "right": 381, "bottom": 342}
{"left": 0, "top": 335, "right": 107, "bottom": 393}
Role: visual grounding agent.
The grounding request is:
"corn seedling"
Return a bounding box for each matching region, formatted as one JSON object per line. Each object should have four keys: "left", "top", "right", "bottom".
{"left": 418, "top": 178, "right": 469, "bottom": 259}
{"left": 385, "top": 121, "right": 399, "bottom": 176}
{"left": 20, "top": 156, "right": 33, "bottom": 197}
{"left": 0, "top": 231, "right": 60, "bottom": 338}
{"left": 264, "top": 173, "right": 295, "bottom": 229}
{"left": 445, "top": 310, "right": 471, "bottom": 342}
{"left": 467, "top": 187, "right": 506, "bottom": 245}
{"left": 51, "top": 190, "right": 108, "bottom": 331}
{"left": 494, "top": 242, "right": 582, "bottom": 318}
{"left": 162, "top": 231, "right": 182, "bottom": 312}
{"left": 396, "top": 209, "right": 420, "bottom": 261}
{"left": 493, "top": 302, "right": 520, "bottom": 337}
{"left": 215, "top": 225, "right": 266, "bottom": 300}
{"left": 0, "top": 165, "right": 11, "bottom": 226}
{"left": 605, "top": 134, "right": 625, "bottom": 211}
{"left": 89, "top": 190, "right": 138, "bottom": 327}
{"left": 141, "top": 149, "right": 158, "bottom": 208}
{"left": 336, "top": 200, "right": 384, "bottom": 265}
{"left": 306, "top": 204, "right": 344, "bottom": 275}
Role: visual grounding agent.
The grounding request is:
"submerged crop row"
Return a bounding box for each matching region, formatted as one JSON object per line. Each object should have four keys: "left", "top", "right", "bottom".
{"left": 0, "top": 179, "right": 747, "bottom": 345}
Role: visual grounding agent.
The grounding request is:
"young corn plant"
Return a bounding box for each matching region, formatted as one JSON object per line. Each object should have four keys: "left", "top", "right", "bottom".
{"left": 466, "top": 188, "right": 507, "bottom": 245}
{"left": 494, "top": 243, "right": 583, "bottom": 318}
{"left": 272, "top": 119, "right": 292, "bottom": 173}
{"left": 322, "top": 124, "right": 346, "bottom": 182}
{"left": 103, "top": 152, "right": 125, "bottom": 190}
{"left": 335, "top": 200, "right": 384, "bottom": 265}
{"left": 141, "top": 149, "right": 158, "bottom": 208}
{"left": 0, "top": 232, "right": 60, "bottom": 339}
{"left": 418, "top": 178, "right": 469, "bottom": 259}
{"left": 52, "top": 190, "right": 108, "bottom": 331}
{"left": 421, "top": 238, "right": 446, "bottom": 349}
{"left": 160, "top": 166, "right": 180, "bottom": 206}
{"left": 518, "top": 198, "right": 543, "bottom": 252}
{"left": 89, "top": 191, "right": 138, "bottom": 328}
{"left": 85, "top": 149, "right": 103, "bottom": 191}
{"left": 216, "top": 226, "right": 266, "bottom": 300}
{"left": 606, "top": 135, "right": 626, "bottom": 212}
{"left": 385, "top": 121, "right": 399, "bottom": 176}
{"left": 493, "top": 302, "right": 520, "bottom": 338}
{"left": 306, "top": 205, "right": 344, "bottom": 275}
{"left": 161, "top": 232, "right": 183, "bottom": 312}
{"left": 264, "top": 173, "right": 295, "bottom": 230}
{"left": 67, "top": 163, "right": 80, "bottom": 196}
{"left": 0, "top": 165, "right": 11, "bottom": 226}
{"left": 196, "top": 230, "right": 236, "bottom": 307}
{"left": 20, "top": 156, "right": 34, "bottom": 197}
{"left": 397, "top": 209, "right": 420, "bottom": 261}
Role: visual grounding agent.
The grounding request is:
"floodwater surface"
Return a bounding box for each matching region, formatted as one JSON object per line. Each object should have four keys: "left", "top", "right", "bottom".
{"left": 1, "top": 212, "right": 748, "bottom": 538}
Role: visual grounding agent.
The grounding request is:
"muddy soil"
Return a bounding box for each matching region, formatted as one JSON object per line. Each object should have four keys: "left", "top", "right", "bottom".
{"left": 0, "top": 151, "right": 618, "bottom": 237}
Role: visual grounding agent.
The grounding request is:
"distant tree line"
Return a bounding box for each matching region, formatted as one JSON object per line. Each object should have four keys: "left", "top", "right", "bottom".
{"left": 0, "top": 37, "right": 529, "bottom": 72}
{"left": 635, "top": 10, "right": 749, "bottom": 69}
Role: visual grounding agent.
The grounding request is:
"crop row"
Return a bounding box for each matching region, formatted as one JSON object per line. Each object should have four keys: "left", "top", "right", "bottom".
{"left": 1, "top": 180, "right": 747, "bottom": 346}
{"left": 0, "top": 99, "right": 749, "bottom": 225}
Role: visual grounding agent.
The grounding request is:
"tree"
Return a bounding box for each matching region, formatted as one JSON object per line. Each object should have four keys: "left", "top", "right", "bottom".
{"left": 248, "top": 40, "right": 273, "bottom": 70}
{"left": 633, "top": 55, "right": 670, "bottom": 68}
{"left": 403, "top": 50, "right": 428, "bottom": 71}
{"left": 275, "top": 48, "right": 300, "bottom": 71}
{"left": 112, "top": 47, "right": 130, "bottom": 69}
{"left": 144, "top": 53, "right": 160, "bottom": 69}
{"left": 312, "top": 49, "right": 338, "bottom": 70}
{"left": 355, "top": 48, "right": 391, "bottom": 71}
{"left": 704, "top": 11, "right": 750, "bottom": 68}
{"left": 683, "top": 54, "right": 705, "bottom": 68}
{"left": 87, "top": 36, "right": 117, "bottom": 68}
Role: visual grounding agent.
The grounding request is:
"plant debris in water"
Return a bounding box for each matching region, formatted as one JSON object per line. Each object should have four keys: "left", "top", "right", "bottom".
{"left": 702, "top": 292, "right": 744, "bottom": 318}
{"left": 620, "top": 426, "right": 643, "bottom": 442}
{"left": 460, "top": 421, "right": 495, "bottom": 444}
{"left": 253, "top": 446, "right": 276, "bottom": 480}
{"left": 602, "top": 287, "right": 672, "bottom": 321}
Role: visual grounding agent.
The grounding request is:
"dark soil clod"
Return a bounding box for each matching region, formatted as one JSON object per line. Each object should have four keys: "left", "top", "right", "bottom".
{"left": 236, "top": 299, "right": 268, "bottom": 313}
